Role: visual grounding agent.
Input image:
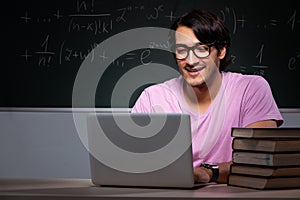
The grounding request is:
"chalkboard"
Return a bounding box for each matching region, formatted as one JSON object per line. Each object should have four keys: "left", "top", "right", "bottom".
{"left": 7, "top": 0, "right": 300, "bottom": 108}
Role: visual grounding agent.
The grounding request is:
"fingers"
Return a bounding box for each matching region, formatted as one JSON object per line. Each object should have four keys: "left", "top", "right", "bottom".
{"left": 193, "top": 167, "right": 211, "bottom": 183}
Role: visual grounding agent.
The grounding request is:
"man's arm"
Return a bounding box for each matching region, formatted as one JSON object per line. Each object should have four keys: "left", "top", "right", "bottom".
{"left": 194, "top": 119, "right": 278, "bottom": 183}
{"left": 194, "top": 161, "right": 232, "bottom": 183}
{"left": 246, "top": 119, "right": 277, "bottom": 128}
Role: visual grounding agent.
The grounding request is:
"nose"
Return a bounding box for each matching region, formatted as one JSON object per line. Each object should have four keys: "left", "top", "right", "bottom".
{"left": 185, "top": 50, "right": 199, "bottom": 66}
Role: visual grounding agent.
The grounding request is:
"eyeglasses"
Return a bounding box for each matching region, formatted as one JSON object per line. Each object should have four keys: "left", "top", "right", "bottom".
{"left": 175, "top": 42, "right": 214, "bottom": 60}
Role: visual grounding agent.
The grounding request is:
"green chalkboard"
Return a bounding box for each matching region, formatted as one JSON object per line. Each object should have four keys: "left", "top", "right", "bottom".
{"left": 6, "top": 0, "right": 300, "bottom": 108}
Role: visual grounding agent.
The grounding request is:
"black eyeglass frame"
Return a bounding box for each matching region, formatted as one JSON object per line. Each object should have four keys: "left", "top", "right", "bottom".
{"left": 174, "top": 42, "right": 216, "bottom": 60}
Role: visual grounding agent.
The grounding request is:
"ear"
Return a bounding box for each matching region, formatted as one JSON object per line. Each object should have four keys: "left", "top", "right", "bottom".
{"left": 218, "top": 47, "right": 226, "bottom": 59}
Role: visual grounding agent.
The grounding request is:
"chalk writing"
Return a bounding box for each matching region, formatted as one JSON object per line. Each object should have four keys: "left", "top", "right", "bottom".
{"left": 68, "top": 17, "right": 113, "bottom": 34}
{"left": 165, "top": 11, "right": 177, "bottom": 22}
{"left": 221, "top": 7, "right": 240, "bottom": 34}
{"left": 19, "top": 3, "right": 299, "bottom": 70}
{"left": 20, "top": 11, "right": 31, "bottom": 23}
{"left": 35, "top": 35, "right": 55, "bottom": 67}
{"left": 77, "top": 0, "right": 95, "bottom": 13}
{"left": 19, "top": 2, "right": 299, "bottom": 69}
{"left": 140, "top": 50, "right": 152, "bottom": 65}
{"left": 252, "top": 65, "right": 268, "bottom": 76}
{"left": 116, "top": 5, "right": 145, "bottom": 23}
{"left": 111, "top": 50, "right": 153, "bottom": 67}
{"left": 287, "top": 10, "right": 297, "bottom": 31}
{"left": 98, "top": 50, "right": 108, "bottom": 61}
{"left": 239, "top": 66, "right": 247, "bottom": 73}
{"left": 148, "top": 40, "right": 172, "bottom": 49}
{"left": 146, "top": 5, "right": 164, "bottom": 20}
{"left": 230, "top": 55, "right": 237, "bottom": 64}
{"left": 288, "top": 52, "right": 300, "bottom": 70}
{"left": 256, "top": 44, "right": 264, "bottom": 65}
{"left": 21, "top": 49, "right": 32, "bottom": 62}
{"left": 12, "top": 0, "right": 300, "bottom": 108}
{"left": 53, "top": 10, "right": 63, "bottom": 20}
{"left": 59, "top": 41, "right": 98, "bottom": 64}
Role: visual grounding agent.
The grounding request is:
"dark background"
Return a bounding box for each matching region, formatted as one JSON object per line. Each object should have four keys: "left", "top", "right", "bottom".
{"left": 7, "top": 0, "right": 300, "bottom": 108}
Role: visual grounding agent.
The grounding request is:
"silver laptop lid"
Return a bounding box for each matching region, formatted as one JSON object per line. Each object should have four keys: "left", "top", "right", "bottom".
{"left": 87, "top": 112, "right": 195, "bottom": 188}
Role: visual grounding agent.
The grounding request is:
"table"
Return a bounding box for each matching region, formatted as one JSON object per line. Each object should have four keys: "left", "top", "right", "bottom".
{"left": 0, "top": 178, "right": 299, "bottom": 200}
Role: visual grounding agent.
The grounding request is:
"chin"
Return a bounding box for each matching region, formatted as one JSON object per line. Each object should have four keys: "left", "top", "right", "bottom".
{"left": 185, "top": 77, "right": 205, "bottom": 87}
{"left": 190, "top": 82, "right": 206, "bottom": 87}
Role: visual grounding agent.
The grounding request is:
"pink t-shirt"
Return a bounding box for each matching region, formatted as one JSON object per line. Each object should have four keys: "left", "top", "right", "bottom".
{"left": 131, "top": 72, "right": 283, "bottom": 167}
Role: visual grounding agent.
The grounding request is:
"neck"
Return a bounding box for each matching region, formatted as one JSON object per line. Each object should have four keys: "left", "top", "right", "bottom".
{"left": 184, "top": 72, "right": 222, "bottom": 113}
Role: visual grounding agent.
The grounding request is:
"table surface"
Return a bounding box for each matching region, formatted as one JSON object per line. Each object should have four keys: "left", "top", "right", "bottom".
{"left": 0, "top": 178, "right": 300, "bottom": 200}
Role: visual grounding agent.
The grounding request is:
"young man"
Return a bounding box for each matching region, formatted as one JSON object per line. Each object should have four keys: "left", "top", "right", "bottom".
{"left": 131, "top": 10, "right": 283, "bottom": 183}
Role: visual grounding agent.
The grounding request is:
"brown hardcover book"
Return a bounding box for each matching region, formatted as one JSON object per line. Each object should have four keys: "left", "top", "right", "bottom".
{"left": 230, "top": 164, "right": 300, "bottom": 177}
{"left": 228, "top": 174, "right": 300, "bottom": 189}
{"left": 232, "top": 151, "right": 300, "bottom": 166}
{"left": 231, "top": 128, "right": 300, "bottom": 138}
{"left": 232, "top": 138, "right": 300, "bottom": 152}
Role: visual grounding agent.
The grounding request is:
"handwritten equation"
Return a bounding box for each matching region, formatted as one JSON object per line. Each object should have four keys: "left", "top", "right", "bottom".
{"left": 20, "top": 34, "right": 153, "bottom": 68}
{"left": 220, "top": 8, "right": 299, "bottom": 34}
{"left": 18, "top": 0, "right": 299, "bottom": 74}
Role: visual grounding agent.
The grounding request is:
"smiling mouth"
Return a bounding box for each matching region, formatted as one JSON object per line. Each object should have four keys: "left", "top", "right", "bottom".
{"left": 185, "top": 65, "right": 206, "bottom": 72}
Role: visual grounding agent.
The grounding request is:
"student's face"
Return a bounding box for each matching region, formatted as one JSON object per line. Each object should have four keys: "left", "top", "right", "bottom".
{"left": 175, "top": 26, "right": 226, "bottom": 87}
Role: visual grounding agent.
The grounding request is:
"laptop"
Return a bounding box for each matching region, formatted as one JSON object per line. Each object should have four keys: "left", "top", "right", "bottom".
{"left": 86, "top": 112, "right": 209, "bottom": 188}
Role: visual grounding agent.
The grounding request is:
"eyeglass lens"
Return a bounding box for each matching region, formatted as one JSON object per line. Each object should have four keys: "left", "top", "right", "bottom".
{"left": 175, "top": 44, "right": 210, "bottom": 60}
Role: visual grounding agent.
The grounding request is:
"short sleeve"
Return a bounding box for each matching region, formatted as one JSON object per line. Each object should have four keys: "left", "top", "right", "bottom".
{"left": 240, "top": 76, "right": 283, "bottom": 127}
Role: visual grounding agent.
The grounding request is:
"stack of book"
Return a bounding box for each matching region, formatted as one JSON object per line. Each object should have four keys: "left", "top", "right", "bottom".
{"left": 228, "top": 127, "right": 300, "bottom": 189}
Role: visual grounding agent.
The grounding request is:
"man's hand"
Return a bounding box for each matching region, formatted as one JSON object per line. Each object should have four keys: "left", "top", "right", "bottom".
{"left": 193, "top": 166, "right": 212, "bottom": 183}
{"left": 194, "top": 161, "right": 232, "bottom": 183}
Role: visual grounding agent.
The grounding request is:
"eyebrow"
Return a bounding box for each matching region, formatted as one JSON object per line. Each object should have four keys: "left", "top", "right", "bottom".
{"left": 175, "top": 41, "right": 216, "bottom": 47}
{"left": 175, "top": 42, "right": 207, "bottom": 47}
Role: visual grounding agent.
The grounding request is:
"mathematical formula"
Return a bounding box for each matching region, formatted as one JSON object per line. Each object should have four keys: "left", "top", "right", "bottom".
{"left": 18, "top": 0, "right": 299, "bottom": 73}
